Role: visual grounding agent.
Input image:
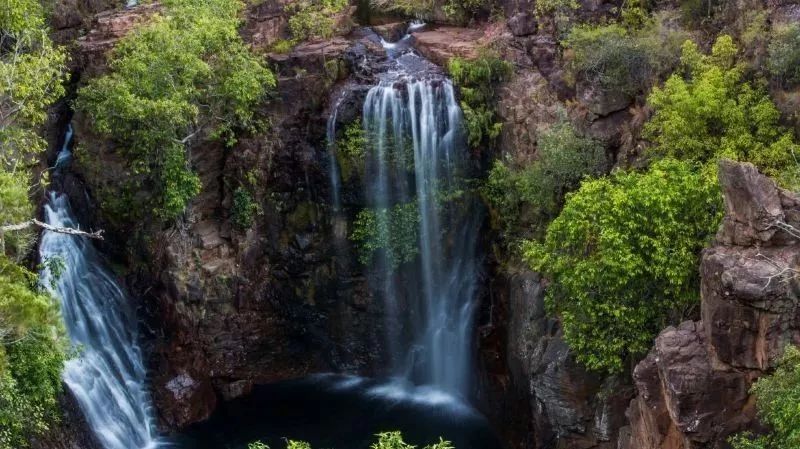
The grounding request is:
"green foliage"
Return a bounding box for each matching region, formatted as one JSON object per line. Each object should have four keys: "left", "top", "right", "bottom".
{"left": 535, "top": 0, "right": 578, "bottom": 33}
{"left": 368, "top": 0, "right": 436, "bottom": 19}
{"left": 231, "top": 187, "right": 258, "bottom": 229}
{"left": 523, "top": 159, "right": 721, "bottom": 373}
{"left": 680, "top": 0, "right": 725, "bottom": 26}
{"left": 482, "top": 119, "right": 607, "bottom": 239}
{"left": 563, "top": 21, "right": 686, "bottom": 96}
{"left": 336, "top": 120, "right": 367, "bottom": 180}
{"left": 249, "top": 433, "right": 453, "bottom": 449}
{"left": 0, "top": 0, "right": 44, "bottom": 34}
{"left": 448, "top": 54, "right": 513, "bottom": 148}
{"left": 351, "top": 200, "right": 420, "bottom": 269}
{"left": 78, "top": 0, "right": 275, "bottom": 221}
{"left": 645, "top": 36, "right": 800, "bottom": 184}
{"left": 286, "top": 0, "right": 349, "bottom": 41}
{"left": 0, "top": 256, "right": 66, "bottom": 449}
{"left": 768, "top": 24, "right": 800, "bottom": 88}
{"left": 730, "top": 346, "right": 800, "bottom": 449}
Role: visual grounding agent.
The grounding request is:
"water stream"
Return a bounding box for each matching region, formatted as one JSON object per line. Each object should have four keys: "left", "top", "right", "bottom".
{"left": 39, "top": 128, "right": 164, "bottom": 449}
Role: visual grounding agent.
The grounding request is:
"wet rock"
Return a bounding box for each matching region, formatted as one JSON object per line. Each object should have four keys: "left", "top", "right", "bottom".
{"left": 30, "top": 388, "right": 102, "bottom": 449}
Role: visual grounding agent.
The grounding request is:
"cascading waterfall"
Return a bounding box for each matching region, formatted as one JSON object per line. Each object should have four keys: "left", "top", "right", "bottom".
{"left": 39, "top": 127, "right": 163, "bottom": 449}
{"left": 361, "top": 47, "right": 481, "bottom": 395}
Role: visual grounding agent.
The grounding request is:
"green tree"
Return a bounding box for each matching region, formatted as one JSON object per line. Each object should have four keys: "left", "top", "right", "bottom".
{"left": 286, "top": 0, "right": 349, "bottom": 41}
{"left": 78, "top": 0, "right": 276, "bottom": 221}
{"left": 523, "top": 159, "right": 721, "bottom": 373}
{"left": 0, "top": 2, "right": 68, "bottom": 446}
{"left": 730, "top": 346, "right": 800, "bottom": 449}
{"left": 645, "top": 35, "right": 799, "bottom": 184}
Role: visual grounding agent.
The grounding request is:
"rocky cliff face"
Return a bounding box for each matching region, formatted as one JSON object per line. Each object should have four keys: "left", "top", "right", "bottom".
{"left": 623, "top": 160, "right": 800, "bottom": 449}
{"left": 44, "top": 0, "right": 800, "bottom": 446}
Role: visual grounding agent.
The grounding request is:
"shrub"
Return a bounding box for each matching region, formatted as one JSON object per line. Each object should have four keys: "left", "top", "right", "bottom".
{"left": 448, "top": 54, "right": 513, "bottom": 148}
{"left": 680, "top": 0, "right": 725, "bottom": 26}
{"left": 768, "top": 24, "right": 800, "bottom": 88}
{"left": 286, "top": 0, "right": 349, "bottom": 41}
{"left": 368, "top": 0, "right": 435, "bottom": 19}
{"left": 730, "top": 346, "right": 800, "bottom": 449}
{"left": 0, "top": 256, "right": 66, "bottom": 449}
{"left": 563, "top": 21, "right": 685, "bottom": 97}
{"left": 483, "top": 119, "right": 607, "bottom": 239}
{"left": 336, "top": 120, "right": 367, "bottom": 180}
{"left": 523, "top": 159, "right": 721, "bottom": 373}
{"left": 249, "top": 433, "right": 453, "bottom": 449}
{"left": 351, "top": 200, "right": 420, "bottom": 269}
{"left": 78, "top": 0, "right": 275, "bottom": 221}
{"left": 231, "top": 187, "right": 258, "bottom": 229}
{"left": 645, "top": 36, "right": 800, "bottom": 184}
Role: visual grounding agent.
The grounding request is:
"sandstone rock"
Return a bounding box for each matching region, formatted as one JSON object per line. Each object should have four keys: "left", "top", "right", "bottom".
{"left": 576, "top": 81, "right": 632, "bottom": 117}
{"left": 625, "top": 161, "right": 800, "bottom": 449}
{"left": 411, "top": 26, "right": 486, "bottom": 66}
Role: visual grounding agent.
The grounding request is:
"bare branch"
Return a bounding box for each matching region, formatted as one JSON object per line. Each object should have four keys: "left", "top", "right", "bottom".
{"left": 1, "top": 219, "right": 104, "bottom": 240}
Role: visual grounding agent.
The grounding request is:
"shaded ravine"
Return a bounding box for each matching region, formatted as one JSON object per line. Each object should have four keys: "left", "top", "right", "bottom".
{"left": 39, "top": 127, "right": 164, "bottom": 449}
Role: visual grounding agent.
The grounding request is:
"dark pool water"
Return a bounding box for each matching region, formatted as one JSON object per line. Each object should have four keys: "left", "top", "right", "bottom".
{"left": 180, "top": 375, "right": 503, "bottom": 449}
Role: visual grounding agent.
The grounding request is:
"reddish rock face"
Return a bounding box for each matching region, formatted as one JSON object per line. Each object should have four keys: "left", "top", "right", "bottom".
{"left": 624, "top": 160, "right": 800, "bottom": 449}
{"left": 410, "top": 26, "right": 486, "bottom": 66}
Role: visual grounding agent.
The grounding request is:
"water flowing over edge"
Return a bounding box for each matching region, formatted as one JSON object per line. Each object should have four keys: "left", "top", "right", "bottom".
{"left": 40, "top": 127, "right": 165, "bottom": 449}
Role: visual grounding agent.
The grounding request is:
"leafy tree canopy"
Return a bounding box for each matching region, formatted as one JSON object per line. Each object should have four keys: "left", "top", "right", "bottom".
{"left": 78, "top": 0, "right": 276, "bottom": 220}
{"left": 730, "top": 346, "right": 800, "bottom": 449}
{"left": 645, "top": 35, "right": 800, "bottom": 184}
{"left": 523, "top": 159, "right": 721, "bottom": 373}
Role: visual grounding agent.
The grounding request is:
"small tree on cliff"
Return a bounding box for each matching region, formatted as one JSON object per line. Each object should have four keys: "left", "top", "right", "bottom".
{"left": 78, "top": 0, "right": 276, "bottom": 221}
{"left": 523, "top": 159, "right": 721, "bottom": 373}
{"left": 730, "top": 346, "right": 800, "bottom": 449}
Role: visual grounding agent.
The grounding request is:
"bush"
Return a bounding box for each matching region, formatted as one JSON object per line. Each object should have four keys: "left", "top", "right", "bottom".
{"left": 78, "top": 0, "right": 275, "bottom": 221}
{"left": 563, "top": 21, "right": 686, "bottom": 96}
{"left": 231, "top": 187, "right": 258, "bottom": 229}
{"left": 336, "top": 120, "right": 367, "bottom": 180}
{"left": 0, "top": 256, "right": 66, "bottom": 449}
{"left": 249, "top": 433, "right": 453, "bottom": 449}
{"left": 523, "top": 159, "right": 721, "bottom": 373}
{"left": 730, "top": 346, "right": 800, "bottom": 449}
{"left": 286, "top": 0, "right": 349, "bottom": 41}
{"left": 351, "top": 200, "right": 420, "bottom": 269}
{"left": 768, "top": 24, "right": 800, "bottom": 88}
{"left": 680, "top": 0, "right": 726, "bottom": 26}
{"left": 645, "top": 36, "right": 800, "bottom": 184}
{"left": 448, "top": 54, "right": 513, "bottom": 148}
{"left": 483, "top": 119, "right": 607, "bottom": 239}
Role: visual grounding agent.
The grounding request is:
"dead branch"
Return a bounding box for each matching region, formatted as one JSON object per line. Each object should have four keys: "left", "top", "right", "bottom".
{"left": 1, "top": 219, "right": 104, "bottom": 240}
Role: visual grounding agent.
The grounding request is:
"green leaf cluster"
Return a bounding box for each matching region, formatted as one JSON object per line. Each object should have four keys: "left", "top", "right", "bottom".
{"left": 78, "top": 0, "right": 276, "bottom": 221}
{"left": 730, "top": 346, "right": 800, "bottom": 449}
{"left": 286, "top": 0, "right": 349, "bottom": 41}
{"left": 335, "top": 120, "right": 367, "bottom": 180}
{"left": 0, "top": 4, "right": 68, "bottom": 446}
{"left": 448, "top": 54, "right": 513, "bottom": 149}
{"left": 231, "top": 187, "right": 259, "bottom": 229}
{"left": 482, "top": 119, "right": 607, "bottom": 240}
{"left": 768, "top": 24, "right": 800, "bottom": 88}
{"left": 249, "top": 433, "right": 453, "bottom": 449}
{"left": 523, "top": 159, "right": 721, "bottom": 373}
{"left": 645, "top": 36, "right": 800, "bottom": 184}
{"left": 351, "top": 200, "right": 420, "bottom": 269}
{"left": 0, "top": 256, "right": 66, "bottom": 449}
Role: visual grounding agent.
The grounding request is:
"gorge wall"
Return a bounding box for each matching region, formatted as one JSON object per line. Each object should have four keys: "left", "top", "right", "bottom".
{"left": 40, "top": 0, "right": 800, "bottom": 448}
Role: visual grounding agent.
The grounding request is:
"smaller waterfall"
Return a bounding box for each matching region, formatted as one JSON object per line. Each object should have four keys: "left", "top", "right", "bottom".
{"left": 327, "top": 98, "right": 343, "bottom": 213}
{"left": 40, "top": 128, "right": 163, "bottom": 449}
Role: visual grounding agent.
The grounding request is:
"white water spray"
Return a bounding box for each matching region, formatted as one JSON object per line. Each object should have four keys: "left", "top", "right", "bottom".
{"left": 39, "top": 128, "right": 164, "bottom": 449}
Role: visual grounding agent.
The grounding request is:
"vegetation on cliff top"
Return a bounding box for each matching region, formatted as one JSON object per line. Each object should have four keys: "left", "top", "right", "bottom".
{"left": 0, "top": 1, "right": 68, "bottom": 447}
{"left": 730, "top": 346, "right": 800, "bottom": 449}
{"left": 78, "top": 0, "right": 275, "bottom": 222}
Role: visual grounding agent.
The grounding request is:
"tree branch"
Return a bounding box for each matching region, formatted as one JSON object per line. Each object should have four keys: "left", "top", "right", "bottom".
{"left": 1, "top": 219, "right": 104, "bottom": 240}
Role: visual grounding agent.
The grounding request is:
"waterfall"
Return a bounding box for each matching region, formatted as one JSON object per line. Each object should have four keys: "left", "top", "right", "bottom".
{"left": 39, "top": 128, "right": 164, "bottom": 449}
{"left": 361, "top": 50, "right": 481, "bottom": 395}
